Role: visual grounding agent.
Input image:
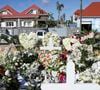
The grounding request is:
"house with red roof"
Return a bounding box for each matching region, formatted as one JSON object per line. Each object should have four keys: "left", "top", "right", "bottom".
{"left": 74, "top": 2, "right": 100, "bottom": 32}
{"left": 0, "top": 4, "right": 48, "bottom": 34}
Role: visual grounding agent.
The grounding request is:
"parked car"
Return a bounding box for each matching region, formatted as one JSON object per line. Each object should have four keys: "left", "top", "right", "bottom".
{"left": 36, "top": 30, "right": 47, "bottom": 39}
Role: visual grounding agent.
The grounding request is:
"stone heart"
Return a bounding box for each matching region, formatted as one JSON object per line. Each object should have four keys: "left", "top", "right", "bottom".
{"left": 19, "top": 32, "right": 38, "bottom": 49}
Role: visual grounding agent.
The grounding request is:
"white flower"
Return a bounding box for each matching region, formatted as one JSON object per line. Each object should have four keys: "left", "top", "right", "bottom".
{"left": 71, "top": 48, "right": 81, "bottom": 63}
{"left": 13, "top": 56, "right": 17, "bottom": 61}
{"left": 92, "top": 61, "right": 100, "bottom": 72}
{"left": 42, "top": 32, "right": 60, "bottom": 47}
{"left": 8, "top": 36, "right": 12, "bottom": 40}
{"left": 63, "top": 38, "right": 81, "bottom": 51}
{"left": 15, "top": 62, "right": 18, "bottom": 66}
{"left": 5, "top": 70, "right": 10, "bottom": 77}
{"left": 52, "top": 71, "right": 57, "bottom": 77}
{"left": 78, "top": 69, "right": 92, "bottom": 82}
{"left": 63, "top": 38, "right": 72, "bottom": 51}
{"left": 19, "top": 32, "right": 38, "bottom": 49}
{"left": 88, "top": 32, "right": 94, "bottom": 38}
{"left": 87, "top": 45, "right": 93, "bottom": 53}
{"left": 59, "top": 66, "right": 66, "bottom": 72}
{"left": 28, "top": 53, "right": 33, "bottom": 57}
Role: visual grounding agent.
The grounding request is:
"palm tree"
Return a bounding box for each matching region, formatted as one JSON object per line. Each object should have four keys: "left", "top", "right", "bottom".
{"left": 56, "top": 1, "right": 64, "bottom": 24}
{"left": 60, "top": 13, "right": 66, "bottom": 24}
{"left": 48, "top": 12, "right": 54, "bottom": 20}
{"left": 47, "top": 13, "right": 57, "bottom": 27}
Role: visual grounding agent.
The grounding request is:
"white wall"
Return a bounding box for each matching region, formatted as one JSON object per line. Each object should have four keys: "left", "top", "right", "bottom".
{"left": 1, "top": 20, "right": 35, "bottom": 28}
{"left": 1, "top": 21, "right": 16, "bottom": 27}
{"left": 1, "top": 22, "right": 6, "bottom": 27}
{"left": 95, "top": 18, "right": 100, "bottom": 32}
{"left": 21, "top": 20, "right": 35, "bottom": 27}
{"left": 73, "top": 16, "right": 100, "bottom": 32}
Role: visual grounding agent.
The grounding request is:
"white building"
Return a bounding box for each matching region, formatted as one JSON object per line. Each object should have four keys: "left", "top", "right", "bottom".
{"left": 0, "top": 5, "right": 48, "bottom": 28}
{"left": 73, "top": 2, "right": 100, "bottom": 32}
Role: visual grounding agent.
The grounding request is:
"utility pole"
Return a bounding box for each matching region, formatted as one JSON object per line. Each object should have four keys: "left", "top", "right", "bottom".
{"left": 80, "top": 0, "right": 82, "bottom": 32}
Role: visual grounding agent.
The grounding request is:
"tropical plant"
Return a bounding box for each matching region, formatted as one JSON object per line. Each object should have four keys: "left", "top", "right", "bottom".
{"left": 56, "top": 1, "right": 64, "bottom": 24}
{"left": 48, "top": 12, "right": 54, "bottom": 20}
{"left": 60, "top": 13, "right": 66, "bottom": 24}
{"left": 47, "top": 13, "right": 57, "bottom": 27}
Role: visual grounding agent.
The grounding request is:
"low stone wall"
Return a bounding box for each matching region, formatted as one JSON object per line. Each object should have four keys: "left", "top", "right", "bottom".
{"left": 0, "top": 27, "right": 47, "bottom": 35}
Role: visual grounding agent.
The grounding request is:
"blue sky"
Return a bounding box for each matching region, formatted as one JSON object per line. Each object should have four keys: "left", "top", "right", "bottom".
{"left": 0, "top": 0, "right": 100, "bottom": 20}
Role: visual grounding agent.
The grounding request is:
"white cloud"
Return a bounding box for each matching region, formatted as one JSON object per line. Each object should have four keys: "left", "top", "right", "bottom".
{"left": 42, "top": 0, "right": 49, "bottom": 4}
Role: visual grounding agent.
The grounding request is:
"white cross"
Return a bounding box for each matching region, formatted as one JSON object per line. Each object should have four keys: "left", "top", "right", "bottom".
{"left": 40, "top": 37, "right": 61, "bottom": 51}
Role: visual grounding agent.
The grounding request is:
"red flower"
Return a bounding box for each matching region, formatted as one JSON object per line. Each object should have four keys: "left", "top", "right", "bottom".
{"left": 59, "top": 53, "right": 67, "bottom": 61}
{"left": 58, "top": 72, "right": 66, "bottom": 83}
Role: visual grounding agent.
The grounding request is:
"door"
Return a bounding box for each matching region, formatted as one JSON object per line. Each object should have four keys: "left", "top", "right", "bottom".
{"left": 82, "top": 24, "right": 92, "bottom": 32}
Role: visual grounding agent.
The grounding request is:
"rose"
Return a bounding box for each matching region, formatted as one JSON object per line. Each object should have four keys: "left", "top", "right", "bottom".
{"left": 58, "top": 72, "right": 66, "bottom": 83}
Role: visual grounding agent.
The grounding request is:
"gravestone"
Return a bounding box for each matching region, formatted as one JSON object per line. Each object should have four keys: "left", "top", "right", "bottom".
{"left": 40, "top": 34, "right": 61, "bottom": 83}
{"left": 66, "top": 54, "right": 75, "bottom": 84}
{"left": 41, "top": 34, "right": 100, "bottom": 90}
{"left": 40, "top": 33, "right": 76, "bottom": 84}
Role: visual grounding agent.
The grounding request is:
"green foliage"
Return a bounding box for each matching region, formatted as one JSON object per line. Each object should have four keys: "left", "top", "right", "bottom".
{"left": 47, "top": 13, "right": 57, "bottom": 27}
{"left": 56, "top": 1, "right": 64, "bottom": 24}
{"left": 47, "top": 20, "right": 57, "bottom": 27}
{"left": 11, "top": 35, "right": 20, "bottom": 44}
{"left": 84, "top": 38, "right": 95, "bottom": 45}
{"left": 76, "top": 48, "right": 94, "bottom": 72}
{"left": 3, "top": 70, "right": 20, "bottom": 90}
{"left": 0, "top": 34, "right": 12, "bottom": 43}
{"left": 21, "top": 51, "right": 38, "bottom": 63}
{"left": 0, "top": 34, "right": 20, "bottom": 44}
{"left": 35, "top": 39, "right": 42, "bottom": 47}
{"left": 4, "top": 53, "right": 16, "bottom": 70}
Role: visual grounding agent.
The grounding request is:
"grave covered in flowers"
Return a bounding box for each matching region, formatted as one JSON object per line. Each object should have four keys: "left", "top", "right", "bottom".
{"left": 0, "top": 31, "right": 100, "bottom": 90}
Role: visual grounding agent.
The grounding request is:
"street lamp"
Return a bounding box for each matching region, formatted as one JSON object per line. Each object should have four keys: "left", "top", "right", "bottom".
{"left": 80, "top": 0, "right": 82, "bottom": 32}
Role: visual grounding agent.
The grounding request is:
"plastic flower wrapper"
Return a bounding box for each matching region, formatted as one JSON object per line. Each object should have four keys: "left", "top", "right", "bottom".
{"left": 19, "top": 32, "right": 38, "bottom": 49}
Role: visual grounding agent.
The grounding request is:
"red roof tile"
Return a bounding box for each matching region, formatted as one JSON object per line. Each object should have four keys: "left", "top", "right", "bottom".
{"left": 0, "top": 4, "right": 48, "bottom": 19}
{"left": 0, "top": 5, "right": 19, "bottom": 15}
{"left": 21, "top": 4, "right": 48, "bottom": 15}
{"left": 0, "top": 14, "right": 39, "bottom": 19}
{"left": 74, "top": 2, "right": 100, "bottom": 17}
